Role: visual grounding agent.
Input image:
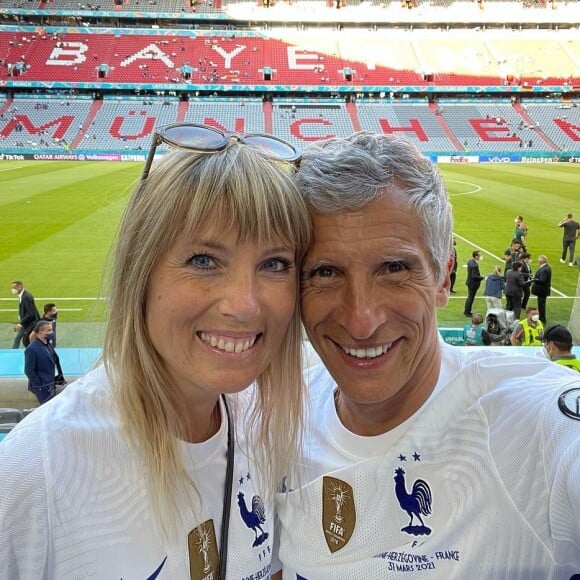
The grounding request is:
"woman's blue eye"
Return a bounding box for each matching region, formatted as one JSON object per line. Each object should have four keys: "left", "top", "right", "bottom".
{"left": 190, "top": 254, "right": 214, "bottom": 268}
{"left": 264, "top": 257, "right": 292, "bottom": 272}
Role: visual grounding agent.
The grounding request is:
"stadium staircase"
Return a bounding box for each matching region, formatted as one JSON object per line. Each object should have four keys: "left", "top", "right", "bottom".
{"left": 71, "top": 99, "right": 103, "bottom": 149}
{"left": 430, "top": 102, "right": 462, "bottom": 150}
{"left": 346, "top": 101, "right": 360, "bottom": 132}
{"left": 178, "top": 99, "right": 189, "bottom": 122}
{"left": 512, "top": 101, "right": 560, "bottom": 151}
{"left": 263, "top": 100, "right": 273, "bottom": 134}
{"left": 0, "top": 96, "right": 12, "bottom": 118}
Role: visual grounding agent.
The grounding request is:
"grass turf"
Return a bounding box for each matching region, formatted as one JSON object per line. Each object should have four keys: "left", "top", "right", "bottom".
{"left": 1, "top": 160, "right": 578, "bottom": 347}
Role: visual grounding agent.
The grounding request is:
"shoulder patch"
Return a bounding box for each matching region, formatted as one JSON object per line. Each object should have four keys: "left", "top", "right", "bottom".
{"left": 558, "top": 388, "right": 580, "bottom": 421}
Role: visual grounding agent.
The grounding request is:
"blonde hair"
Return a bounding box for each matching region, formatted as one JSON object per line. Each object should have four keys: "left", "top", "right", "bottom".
{"left": 102, "top": 145, "right": 311, "bottom": 537}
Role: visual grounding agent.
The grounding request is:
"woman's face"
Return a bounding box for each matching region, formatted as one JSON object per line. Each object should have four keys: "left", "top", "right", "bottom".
{"left": 146, "top": 224, "right": 297, "bottom": 407}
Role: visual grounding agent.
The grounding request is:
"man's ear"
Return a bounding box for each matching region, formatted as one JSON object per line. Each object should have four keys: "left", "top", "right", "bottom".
{"left": 436, "top": 257, "right": 453, "bottom": 308}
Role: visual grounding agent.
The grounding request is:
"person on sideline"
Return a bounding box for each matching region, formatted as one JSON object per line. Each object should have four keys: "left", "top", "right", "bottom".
{"left": 513, "top": 216, "right": 527, "bottom": 251}
{"left": 542, "top": 324, "right": 580, "bottom": 372}
{"left": 24, "top": 319, "right": 58, "bottom": 405}
{"left": 10, "top": 280, "right": 40, "bottom": 349}
{"left": 520, "top": 252, "right": 533, "bottom": 310}
{"left": 463, "top": 312, "right": 491, "bottom": 346}
{"left": 510, "top": 306, "right": 544, "bottom": 346}
{"left": 0, "top": 125, "right": 310, "bottom": 579}
{"left": 464, "top": 250, "right": 484, "bottom": 317}
{"left": 482, "top": 264, "right": 505, "bottom": 310}
{"left": 503, "top": 239, "right": 522, "bottom": 273}
{"left": 532, "top": 254, "right": 552, "bottom": 325}
{"left": 504, "top": 260, "right": 526, "bottom": 321}
{"left": 273, "top": 132, "right": 580, "bottom": 579}
{"left": 449, "top": 237, "right": 458, "bottom": 293}
{"left": 28, "top": 302, "right": 58, "bottom": 346}
{"left": 558, "top": 213, "right": 580, "bottom": 266}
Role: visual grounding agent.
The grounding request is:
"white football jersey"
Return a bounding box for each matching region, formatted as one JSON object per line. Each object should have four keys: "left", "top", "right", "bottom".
{"left": 276, "top": 344, "right": 580, "bottom": 579}
{"left": 0, "top": 366, "right": 275, "bottom": 579}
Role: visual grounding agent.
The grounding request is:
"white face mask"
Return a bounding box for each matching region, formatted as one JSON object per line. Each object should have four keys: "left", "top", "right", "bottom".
{"left": 11, "top": 288, "right": 18, "bottom": 295}
{"left": 543, "top": 345, "right": 550, "bottom": 359}
{"left": 531, "top": 314, "right": 540, "bottom": 322}
{"left": 514, "top": 218, "right": 519, "bottom": 223}
{"left": 479, "top": 255, "right": 483, "bottom": 261}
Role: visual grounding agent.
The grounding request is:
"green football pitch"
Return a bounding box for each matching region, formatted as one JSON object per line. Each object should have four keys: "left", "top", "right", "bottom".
{"left": 1, "top": 160, "right": 579, "bottom": 347}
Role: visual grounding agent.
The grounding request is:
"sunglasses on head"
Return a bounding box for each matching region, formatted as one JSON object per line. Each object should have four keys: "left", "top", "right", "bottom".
{"left": 141, "top": 122, "right": 301, "bottom": 179}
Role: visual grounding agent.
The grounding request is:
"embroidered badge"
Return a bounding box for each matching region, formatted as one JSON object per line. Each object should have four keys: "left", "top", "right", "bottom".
{"left": 188, "top": 519, "right": 219, "bottom": 580}
{"left": 322, "top": 476, "right": 356, "bottom": 553}
{"left": 236, "top": 491, "right": 269, "bottom": 547}
{"left": 558, "top": 388, "right": 580, "bottom": 421}
{"left": 394, "top": 465, "right": 433, "bottom": 537}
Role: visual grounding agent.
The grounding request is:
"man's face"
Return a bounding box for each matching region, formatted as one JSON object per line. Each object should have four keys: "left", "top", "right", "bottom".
{"left": 37, "top": 324, "right": 52, "bottom": 340}
{"left": 301, "top": 188, "right": 450, "bottom": 427}
{"left": 527, "top": 309, "right": 539, "bottom": 323}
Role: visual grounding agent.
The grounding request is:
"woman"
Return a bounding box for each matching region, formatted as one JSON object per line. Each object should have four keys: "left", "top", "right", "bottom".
{"left": 483, "top": 264, "right": 505, "bottom": 311}
{"left": 0, "top": 126, "right": 310, "bottom": 579}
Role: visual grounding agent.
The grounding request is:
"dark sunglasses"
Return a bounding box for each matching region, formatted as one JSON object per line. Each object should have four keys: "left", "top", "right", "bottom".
{"left": 141, "top": 122, "right": 301, "bottom": 179}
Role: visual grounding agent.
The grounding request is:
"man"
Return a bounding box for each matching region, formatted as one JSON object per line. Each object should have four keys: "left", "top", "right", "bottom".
{"left": 513, "top": 216, "right": 527, "bottom": 251}
{"left": 464, "top": 250, "right": 483, "bottom": 317}
{"left": 503, "top": 239, "right": 521, "bottom": 273}
{"left": 29, "top": 303, "right": 58, "bottom": 346}
{"left": 449, "top": 237, "right": 457, "bottom": 293}
{"left": 10, "top": 280, "right": 40, "bottom": 349}
{"left": 510, "top": 306, "right": 544, "bottom": 346}
{"left": 273, "top": 132, "right": 580, "bottom": 578}
{"left": 558, "top": 213, "right": 580, "bottom": 266}
{"left": 542, "top": 324, "right": 580, "bottom": 372}
{"left": 24, "top": 320, "right": 57, "bottom": 405}
{"left": 503, "top": 260, "right": 526, "bottom": 321}
{"left": 532, "top": 254, "right": 552, "bottom": 324}
{"left": 463, "top": 312, "right": 491, "bottom": 346}
{"left": 520, "top": 252, "right": 532, "bottom": 310}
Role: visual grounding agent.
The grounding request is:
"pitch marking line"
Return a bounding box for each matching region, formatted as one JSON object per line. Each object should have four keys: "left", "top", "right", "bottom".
{"left": 447, "top": 180, "right": 482, "bottom": 197}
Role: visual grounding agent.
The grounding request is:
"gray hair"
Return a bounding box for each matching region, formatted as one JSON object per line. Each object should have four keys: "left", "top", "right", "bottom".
{"left": 294, "top": 132, "right": 454, "bottom": 281}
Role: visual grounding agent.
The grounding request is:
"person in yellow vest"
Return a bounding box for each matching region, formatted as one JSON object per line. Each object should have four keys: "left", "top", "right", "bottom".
{"left": 542, "top": 324, "right": 580, "bottom": 372}
{"left": 510, "top": 306, "right": 544, "bottom": 346}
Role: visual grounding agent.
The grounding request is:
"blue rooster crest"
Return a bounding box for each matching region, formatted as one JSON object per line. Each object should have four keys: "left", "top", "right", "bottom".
{"left": 394, "top": 467, "right": 433, "bottom": 536}
{"left": 237, "top": 492, "right": 269, "bottom": 547}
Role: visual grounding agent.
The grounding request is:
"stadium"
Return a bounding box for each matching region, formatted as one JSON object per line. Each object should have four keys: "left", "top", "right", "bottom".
{"left": 0, "top": 1, "right": 579, "bottom": 402}
{"left": 2, "top": 3, "right": 580, "bottom": 577}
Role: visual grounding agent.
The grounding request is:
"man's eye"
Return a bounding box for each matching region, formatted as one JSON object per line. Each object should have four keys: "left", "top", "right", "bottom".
{"left": 386, "top": 262, "right": 406, "bottom": 274}
{"left": 189, "top": 254, "right": 215, "bottom": 269}
{"left": 311, "top": 266, "right": 334, "bottom": 278}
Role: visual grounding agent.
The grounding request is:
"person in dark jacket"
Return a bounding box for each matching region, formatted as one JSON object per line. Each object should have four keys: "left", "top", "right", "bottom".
{"left": 464, "top": 250, "right": 484, "bottom": 317}
{"left": 520, "top": 253, "right": 533, "bottom": 310}
{"left": 504, "top": 261, "right": 526, "bottom": 320}
{"left": 449, "top": 237, "right": 458, "bottom": 293}
{"left": 532, "top": 254, "right": 552, "bottom": 324}
{"left": 10, "top": 280, "right": 40, "bottom": 349}
{"left": 24, "top": 320, "right": 57, "bottom": 405}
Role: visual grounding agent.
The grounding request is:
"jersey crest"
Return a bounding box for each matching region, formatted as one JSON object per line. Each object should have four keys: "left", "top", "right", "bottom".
{"left": 394, "top": 452, "right": 433, "bottom": 537}
{"left": 322, "top": 475, "right": 356, "bottom": 553}
{"left": 559, "top": 388, "right": 580, "bottom": 421}
{"left": 188, "top": 519, "right": 219, "bottom": 580}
